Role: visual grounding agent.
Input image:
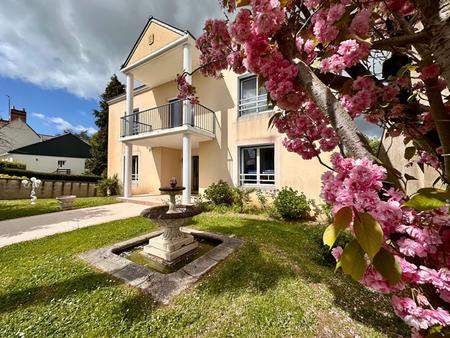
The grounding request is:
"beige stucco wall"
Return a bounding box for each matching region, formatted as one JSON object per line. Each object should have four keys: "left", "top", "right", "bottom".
{"left": 127, "top": 22, "right": 182, "bottom": 66}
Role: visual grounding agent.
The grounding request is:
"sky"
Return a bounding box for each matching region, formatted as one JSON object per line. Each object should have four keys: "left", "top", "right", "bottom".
{"left": 0, "top": 0, "right": 381, "bottom": 138}
{"left": 0, "top": 0, "right": 223, "bottom": 136}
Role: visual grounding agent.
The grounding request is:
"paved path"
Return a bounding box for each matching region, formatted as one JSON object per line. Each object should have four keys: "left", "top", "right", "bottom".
{"left": 0, "top": 202, "right": 149, "bottom": 248}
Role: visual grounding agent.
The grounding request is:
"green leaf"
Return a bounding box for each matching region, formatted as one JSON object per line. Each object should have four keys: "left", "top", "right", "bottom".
{"left": 403, "top": 188, "right": 450, "bottom": 211}
{"left": 354, "top": 213, "right": 383, "bottom": 259}
{"left": 404, "top": 146, "right": 416, "bottom": 160}
{"left": 340, "top": 239, "right": 367, "bottom": 280}
{"left": 236, "top": 0, "right": 250, "bottom": 6}
{"left": 372, "top": 248, "right": 402, "bottom": 284}
{"left": 322, "top": 207, "right": 353, "bottom": 248}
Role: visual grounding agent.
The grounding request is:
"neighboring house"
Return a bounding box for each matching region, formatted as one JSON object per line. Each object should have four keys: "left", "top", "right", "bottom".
{"left": 0, "top": 133, "right": 91, "bottom": 175}
{"left": 0, "top": 107, "right": 47, "bottom": 154}
{"left": 107, "top": 17, "right": 331, "bottom": 203}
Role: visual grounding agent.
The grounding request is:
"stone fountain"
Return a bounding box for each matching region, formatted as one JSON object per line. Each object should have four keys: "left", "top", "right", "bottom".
{"left": 141, "top": 178, "right": 201, "bottom": 263}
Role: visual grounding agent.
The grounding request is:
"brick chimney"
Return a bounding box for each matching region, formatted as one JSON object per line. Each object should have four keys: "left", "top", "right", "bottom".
{"left": 10, "top": 106, "right": 27, "bottom": 123}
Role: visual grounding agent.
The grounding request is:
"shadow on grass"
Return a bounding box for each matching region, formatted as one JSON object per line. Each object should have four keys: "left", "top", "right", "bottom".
{"left": 0, "top": 272, "right": 115, "bottom": 314}
{"left": 190, "top": 215, "right": 409, "bottom": 337}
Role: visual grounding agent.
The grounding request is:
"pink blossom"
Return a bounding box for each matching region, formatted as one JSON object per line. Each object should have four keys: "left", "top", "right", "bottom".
{"left": 420, "top": 64, "right": 441, "bottom": 81}
{"left": 350, "top": 9, "right": 371, "bottom": 37}
{"left": 331, "top": 246, "right": 343, "bottom": 261}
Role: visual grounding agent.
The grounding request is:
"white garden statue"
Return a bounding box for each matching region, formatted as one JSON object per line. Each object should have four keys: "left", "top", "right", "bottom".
{"left": 21, "top": 177, "right": 42, "bottom": 205}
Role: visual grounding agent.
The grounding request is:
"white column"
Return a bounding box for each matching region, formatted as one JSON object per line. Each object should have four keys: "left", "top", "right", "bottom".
{"left": 123, "top": 73, "right": 134, "bottom": 198}
{"left": 123, "top": 143, "right": 132, "bottom": 198}
{"left": 182, "top": 43, "right": 192, "bottom": 125}
{"left": 182, "top": 132, "right": 191, "bottom": 204}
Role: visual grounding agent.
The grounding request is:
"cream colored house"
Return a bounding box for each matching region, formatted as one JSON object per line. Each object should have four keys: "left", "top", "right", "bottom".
{"left": 108, "top": 18, "right": 330, "bottom": 204}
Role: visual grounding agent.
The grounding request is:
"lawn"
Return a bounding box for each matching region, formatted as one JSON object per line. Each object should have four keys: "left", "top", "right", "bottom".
{"left": 0, "top": 196, "right": 120, "bottom": 221}
{"left": 0, "top": 213, "right": 409, "bottom": 337}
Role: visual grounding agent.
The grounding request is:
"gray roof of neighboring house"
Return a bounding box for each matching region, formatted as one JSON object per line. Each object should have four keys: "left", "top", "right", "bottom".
{"left": 9, "top": 133, "right": 91, "bottom": 159}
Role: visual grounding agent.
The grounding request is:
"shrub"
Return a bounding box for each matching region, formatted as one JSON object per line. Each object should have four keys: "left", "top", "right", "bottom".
{"left": 0, "top": 168, "right": 100, "bottom": 182}
{"left": 0, "top": 160, "right": 26, "bottom": 170}
{"left": 204, "top": 180, "right": 233, "bottom": 206}
{"left": 272, "top": 187, "right": 311, "bottom": 220}
{"left": 0, "top": 173, "right": 27, "bottom": 179}
{"left": 231, "top": 187, "right": 254, "bottom": 213}
{"left": 97, "top": 175, "right": 120, "bottom": 196}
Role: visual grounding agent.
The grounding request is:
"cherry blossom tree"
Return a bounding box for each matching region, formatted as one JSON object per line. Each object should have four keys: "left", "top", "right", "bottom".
{"left": 177, "top": 0, "right": 450, "bottom": 336}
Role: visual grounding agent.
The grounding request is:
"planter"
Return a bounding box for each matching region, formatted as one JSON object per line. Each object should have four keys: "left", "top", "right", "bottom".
{"left": 56, "top": 195, "right": 76, "bottom": 210}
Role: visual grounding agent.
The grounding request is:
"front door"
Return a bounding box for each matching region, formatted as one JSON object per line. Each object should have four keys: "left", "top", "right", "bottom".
{"left": 192, "top": 156, "right": 199, "bottom": 193}
{"left": 169, "top": 99, "right": 182, "bottom": 128}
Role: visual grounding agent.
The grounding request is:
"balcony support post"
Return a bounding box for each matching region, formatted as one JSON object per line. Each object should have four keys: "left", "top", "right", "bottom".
{"left": 123, "top": 73, "right": 134, "bottom": 198}
{"left": 182, "top": 43, "right": 192, "bottom": 126}
{"left": 182, "top": 132, "right": 191, "bottom": 204}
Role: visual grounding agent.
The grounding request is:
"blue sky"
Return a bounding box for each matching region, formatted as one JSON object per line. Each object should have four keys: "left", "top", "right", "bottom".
{"left": 0, "top": 76, "right": 98, "bottom": 136}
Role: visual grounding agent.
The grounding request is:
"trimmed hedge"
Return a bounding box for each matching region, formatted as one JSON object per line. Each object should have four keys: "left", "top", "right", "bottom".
{"left": 0, "top": 161, "right": 26, "bottom": 170}
{"left": 0, "top": 168, "right": 101, "bottom": 183}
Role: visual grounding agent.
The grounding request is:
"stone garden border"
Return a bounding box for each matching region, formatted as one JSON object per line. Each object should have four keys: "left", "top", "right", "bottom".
{"left": 79, "top": 228, "right": 244, "bottom": 304}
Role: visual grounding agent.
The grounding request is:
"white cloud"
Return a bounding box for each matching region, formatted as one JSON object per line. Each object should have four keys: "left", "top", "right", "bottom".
{"left": 0, "top": 0, "right": 222, "bottom": 99}
{"left": 32, "top": 112, "right": 97, "bottom": 135}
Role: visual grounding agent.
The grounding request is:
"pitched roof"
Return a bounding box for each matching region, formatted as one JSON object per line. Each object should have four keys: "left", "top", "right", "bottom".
{"left": 9, "top": 133, "right": 91, "bottom": 158}
{"left": 121, "top": 17, "right": 194, "bottom": 69}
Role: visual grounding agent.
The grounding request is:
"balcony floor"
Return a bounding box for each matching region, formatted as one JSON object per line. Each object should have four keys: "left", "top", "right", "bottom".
{"left": 120, "top": 125, "right": 214, "bottom": 149}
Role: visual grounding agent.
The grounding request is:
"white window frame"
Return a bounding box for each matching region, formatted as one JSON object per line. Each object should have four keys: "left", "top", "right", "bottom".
{"left": 57, "top": 160, "right": 66, "bottom": 168}
{"left": 131, "top": 155, "right": 139, "bottom": 182}
{"left": 238, "top": 75, "right": 271, "bottom": 117}
{"left": 239, "top": 144, "right": 275, "bottom": 186}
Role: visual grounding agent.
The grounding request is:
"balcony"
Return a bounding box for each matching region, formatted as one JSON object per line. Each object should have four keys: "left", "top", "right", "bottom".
{"left": 120, "top": 100, "right": 216, "bottom": 149}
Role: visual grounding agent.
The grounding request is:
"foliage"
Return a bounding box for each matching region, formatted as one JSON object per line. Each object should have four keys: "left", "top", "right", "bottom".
{"left": 0, "top": 168, "right": 100, "bottom": 182}
{"left": 86, "top": 74, "right": 125, "bottom": 176}
{"left": 0, "top": 214, "right": 408, "bottom": 337}
{"left": 97, "top": 174, "right": 120, "bottom": 196}
{"left": 272, "top": 187, "right": 311, "bottom": 220}
{"left": 0, "top": 160, "right": 26, "bottom": 170}
{"left": 230, "top": 186, "right": 254, "bottom": 213}
{"left": 255, "top": 188, "right": 268, "bottom": 209}
{"left": 0, "top": 173, "right": 27, "bottom": 179}
{"left": 178, "top": 0, "right": 450, "bottom": 335}
{"left": 61, "top": 129, "right": 92, "bottom": 143}
{"left": 367, "top": 137, "right": 381, "bottom": 156}
{"left": 204, "top": 180, "right": 233, "bottom": 206}
{"left": 0, "top": 197, "right": 119, "bottom": 221}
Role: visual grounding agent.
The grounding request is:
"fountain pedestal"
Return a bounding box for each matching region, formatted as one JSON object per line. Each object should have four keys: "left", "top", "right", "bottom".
{"left": 141, "top": 179, "right": 201, "bottom": 264}
{"left": 144, "top": 217, "right": 198, "bottom": 262}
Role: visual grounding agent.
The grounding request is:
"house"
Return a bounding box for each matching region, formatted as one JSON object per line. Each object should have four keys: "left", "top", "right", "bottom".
{"left": 107, "top": 17, "right": 330, "bottom": 204}
{"left": 0, "top": 107, "right": 49, "bottom": 154}
{"left": 0, "top": 133, "right": 91, "bottom": 175}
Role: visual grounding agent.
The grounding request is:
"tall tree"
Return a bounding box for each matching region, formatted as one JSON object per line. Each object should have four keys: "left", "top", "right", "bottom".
{"left": 86, "top": 74, "right": 125, "bottom": 176}
{"left": 177, "top": 1, "right": 450, "bottom": 336}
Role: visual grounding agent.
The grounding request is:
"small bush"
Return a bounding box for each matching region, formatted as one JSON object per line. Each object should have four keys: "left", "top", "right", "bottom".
{"left": 0, "top": 173, "right": 27, "bottom": 179}
{"left": 97, "top": 175, "right": 120, "bottom": 196}
{"left": 231, "top": 187, "right": 254, "bottom": 213}
{"left": 255, "top": 189, "right": 268, "bottom": 209}
{"left": 272, "top": 187, "right": 311, "bottom": 220}
{"left": 0, "top": 168, "right": 100, "bottom": 182}
{"left": 204, "top": 180, "right": 233, "bottom": 206}
{"left": 0, "top": 160, "right": 26, "bottom": 170}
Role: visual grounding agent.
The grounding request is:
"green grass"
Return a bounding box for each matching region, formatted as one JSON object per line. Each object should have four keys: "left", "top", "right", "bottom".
{"left": 0, "top": 213, "right": 409, "bottom": 337}
{"left": 0, "top": 197, "right": 120, "bottom": 221}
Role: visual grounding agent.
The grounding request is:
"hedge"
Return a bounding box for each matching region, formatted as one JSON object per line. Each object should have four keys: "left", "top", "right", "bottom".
{"left": 0, "top": 168, "right": 101, "bottom": 183}
{"left": 0, "top": 161, "right": 26, "bottom": 170}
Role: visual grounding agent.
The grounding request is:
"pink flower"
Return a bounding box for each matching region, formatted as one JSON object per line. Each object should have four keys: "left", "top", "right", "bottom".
{"left": 331, "top": 246, "right": 343, "bottom": 261}
{"left": 350, "top": 9, "right": 371, "bottom": 37}
{"left": 420, "top": 64, "right": 441, "bottom": 80}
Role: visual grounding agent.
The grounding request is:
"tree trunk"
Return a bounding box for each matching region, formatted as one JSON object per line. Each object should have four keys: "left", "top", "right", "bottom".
{"left": 296, "top": 61, "right": 373, "bottom": 160}
{"left": 416, "top": 0, "right": 450, "bottom": 184}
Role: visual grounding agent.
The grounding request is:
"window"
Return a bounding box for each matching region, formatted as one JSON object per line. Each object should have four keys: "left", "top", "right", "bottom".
{"left": 239, "top": 75, "right": 270, "bottom": 116}
{"left": 132, "top": 155, "right": 139, "bottom": 182}
{"left": 57, "top": 160, "right": 66, "bottom": 168}
{"left": 240, "top": 145, "right": 275, "bottom": 186}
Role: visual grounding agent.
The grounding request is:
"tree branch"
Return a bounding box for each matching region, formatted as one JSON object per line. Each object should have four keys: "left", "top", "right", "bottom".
{"left": 295, "top": 60, "right": 373, "bottom": 160}
{"left": 371, "top": 31, "right": 430, "bottom": 51}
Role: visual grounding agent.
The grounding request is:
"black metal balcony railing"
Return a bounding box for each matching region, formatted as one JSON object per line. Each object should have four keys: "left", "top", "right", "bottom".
{"left": 120, "top": 100, "right": 216, "bottom": 138}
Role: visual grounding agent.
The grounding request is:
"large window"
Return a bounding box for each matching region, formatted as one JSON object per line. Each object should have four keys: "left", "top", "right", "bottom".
{"left": 132, "top": 155, "right": 139, "bottom": 182}
{"left": 239, "top": 75, "right": 270, "bottom": 116}
{"left": 240, "top": 145, "right": 275, "bottom": 186}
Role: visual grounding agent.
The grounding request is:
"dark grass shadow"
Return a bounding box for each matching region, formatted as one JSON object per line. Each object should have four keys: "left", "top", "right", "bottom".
{"left": 190, "top": 214, "right": 409, "bottom": 337}
{"left": 0, "top": 272, "right": 115, "bottom": 314}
